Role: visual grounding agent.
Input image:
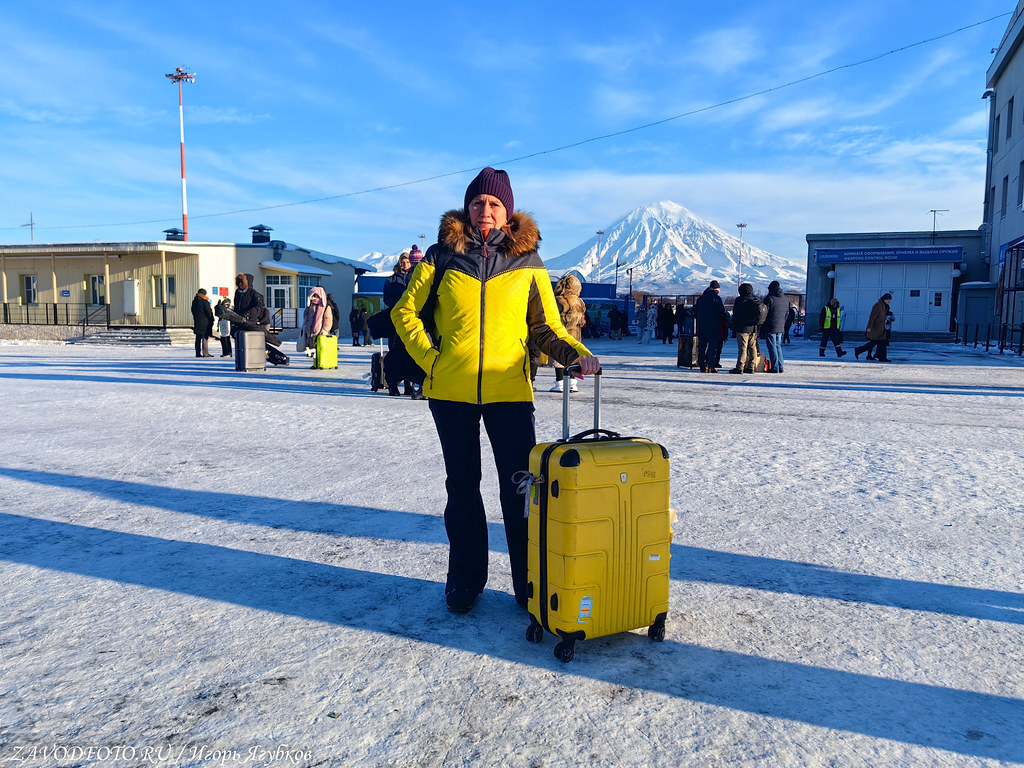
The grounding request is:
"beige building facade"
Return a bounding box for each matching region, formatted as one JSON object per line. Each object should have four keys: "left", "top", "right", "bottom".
{"left": 0, "top": 230, "right": 372, "bottom": 331}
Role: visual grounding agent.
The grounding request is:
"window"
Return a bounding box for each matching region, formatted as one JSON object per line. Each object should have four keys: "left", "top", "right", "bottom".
{"left": 265, "top": 274, "right": 293, "bottom": 309}
{"left": 995, "top": 115, "right": 1001, "bottom": 152}
{"left": 934, "top": 292, "right": 943, "bottom": 307}
{"left": 89, "top": 275, "right": 105, "bottom": 305}
{"left": 1019, "top": 162, "right": 1024, "bottom": 209}
{"left": 21, "top": 275, "right": 37, "bottom": 305}
{"left": 151, "top": 275, "right": 176, "bottom": 307}
{"left": 1009, "top": 98, "right": 1015, "bottom": 140}
{"left": 1002, "top": 175, "right": 1009, "bottom": 217}
{"left": 297, "top": 275, "right": 321, "bottom": 307}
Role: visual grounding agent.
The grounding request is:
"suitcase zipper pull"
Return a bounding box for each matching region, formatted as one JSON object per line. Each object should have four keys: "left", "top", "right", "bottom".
{"left": 513, "top": 471, "right": 542, "bottom": 519}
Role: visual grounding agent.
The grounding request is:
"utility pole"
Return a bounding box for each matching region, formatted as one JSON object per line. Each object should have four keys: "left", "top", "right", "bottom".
{"left": 736, "top": 222, "right": 747, "bottom": 293}
{"left": 419, "top": 234, "right": 426, "bottom": 251}
{"left": 20, "top": 212, "right": 34, "bottom": 243}
{"left": 165, "top": 67, "right": 196, "bottom": 240}
{"left": 929, "top": 209, "right": 948, "bottom": 243}
{"left": 595, "top": 229, "right": 604, "bottom": 282}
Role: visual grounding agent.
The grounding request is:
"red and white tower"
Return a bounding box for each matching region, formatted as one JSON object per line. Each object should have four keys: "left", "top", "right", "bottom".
{"left": 165, "top": 67, "right": 196, "bottom": 241}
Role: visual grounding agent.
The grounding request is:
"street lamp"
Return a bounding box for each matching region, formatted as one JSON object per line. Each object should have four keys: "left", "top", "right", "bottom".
{"left": 614, "top": 260, "right": 623, "bottom": 296}
{"left": 419, "top": 234, "right": 426, "bottom": 250}
{"left": 165, "top": 67, "right": 196, "bottom": 241}
{"left": 736, "top": 222, "right": 747, "bottom": 292}
{"left": 595, "top": 230, "right": 604, "bottom": 282}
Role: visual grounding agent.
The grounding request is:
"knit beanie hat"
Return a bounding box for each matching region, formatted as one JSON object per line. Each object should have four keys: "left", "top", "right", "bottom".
{"left": 409, "top": 244, "right": 424, "bottom": 265}
{"left": 464, "top": 167, "right": 514, "bottom": 216}
{"left": 709, "top": 280, "right": 720, "bottom": 290}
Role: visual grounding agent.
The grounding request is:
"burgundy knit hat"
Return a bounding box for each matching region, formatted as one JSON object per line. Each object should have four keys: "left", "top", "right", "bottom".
{"left": 464, "top": 167, "right": 514, "bottom": 216}
{"left": 409, "top": 244, "right": 423, "bottom": 265}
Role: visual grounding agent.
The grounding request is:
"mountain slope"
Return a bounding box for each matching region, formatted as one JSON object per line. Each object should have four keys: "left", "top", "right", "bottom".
{"left": 546, "top": 201, "right": 806, "bottom": 294}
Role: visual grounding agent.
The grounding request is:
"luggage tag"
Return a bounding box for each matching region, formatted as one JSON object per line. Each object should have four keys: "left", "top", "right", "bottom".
{"left": 512, "top": 471, "right": 542, "bottom": 518}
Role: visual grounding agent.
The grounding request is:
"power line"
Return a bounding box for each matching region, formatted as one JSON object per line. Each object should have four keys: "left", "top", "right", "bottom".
{"left": 5, "top": 13, "right": 1011, "bottom": 234}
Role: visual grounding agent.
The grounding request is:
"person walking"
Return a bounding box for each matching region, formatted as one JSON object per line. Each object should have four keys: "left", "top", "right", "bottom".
{"left": 855, "top": 293, "right": 893, "bottom": 362}
{"left": 549, "top": 274, "right": 586, "bottom": 393}
{"left": 818, "top": 298, "right": 848, "bottom": 358}
{"left": 762, "top": 281, "right": 788, "bottom": 373}
{"left": 191, "top": 288, "right": 214, "bottom": 358}
{"left": 729, "top": 283, "right": 765, "bottom": 373}
{"left": 695, "top": 280, "right": 728, "bottom": 372}
{"left": 391, "top": 166, "right": 600, "bottom": 615}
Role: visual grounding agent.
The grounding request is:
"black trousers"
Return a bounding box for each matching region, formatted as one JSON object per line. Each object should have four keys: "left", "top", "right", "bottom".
{"left": 428, "top": 399, "right": 535, "bottom": 604}
{"left": 219, "top": 335, "right": 232, "bottom": 356}
{"left": 696, "top": 336, "right": 717, "bottom": 369}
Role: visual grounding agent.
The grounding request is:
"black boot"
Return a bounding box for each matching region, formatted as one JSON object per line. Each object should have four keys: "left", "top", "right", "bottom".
{"left": 404, "top": 382, "right": 414, "bottom": 396}
{"left": 388, "top": 383, "right": 401, "bottom": 396}
{"left": 819, "top": 348, "right": 825, "bottom": 357}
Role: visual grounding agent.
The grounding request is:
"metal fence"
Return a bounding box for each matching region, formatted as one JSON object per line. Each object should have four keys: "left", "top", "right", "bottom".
{"left": 3, "top": 303, "right": 302, "bottom": 331}
{"left": 2, "top": 303, "right": 111, "bottom": 327}
{"left": 954, "top": 323, "right": 1024, "bottom": 355}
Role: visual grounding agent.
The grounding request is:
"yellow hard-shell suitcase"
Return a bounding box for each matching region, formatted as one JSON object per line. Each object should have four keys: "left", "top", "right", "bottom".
{"left": 523, "top": 370, "right": 671, "bottom": 662}
{"left": 314, "top": 334, "right": 338, "bottom": 369}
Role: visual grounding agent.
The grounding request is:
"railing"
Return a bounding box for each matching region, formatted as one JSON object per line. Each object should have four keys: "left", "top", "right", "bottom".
{"left": 78, "top": 304, "right": 111, "bottom": 338}
{"left": 2, "top": 303, "right": 112, "bottom": 327}
{"left": 954, "top": 323, "right": 1024, "bottom": 355}
{"left": 269, "top": 308, "right": 299, "bottom": 331}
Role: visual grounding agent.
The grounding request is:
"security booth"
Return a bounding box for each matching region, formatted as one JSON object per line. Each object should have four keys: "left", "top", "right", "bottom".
{"left": 805, "top": 231, "right": 984, "bottom": 338}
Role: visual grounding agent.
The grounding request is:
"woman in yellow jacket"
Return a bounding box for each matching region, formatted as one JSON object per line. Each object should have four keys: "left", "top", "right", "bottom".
{"left": 393, "top": 167, "right": 600, "bottom": 614}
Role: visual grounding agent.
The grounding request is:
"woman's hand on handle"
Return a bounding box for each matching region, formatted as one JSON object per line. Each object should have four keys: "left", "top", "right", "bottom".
{"left": 575, "top": 355, "right": 601, "bottom": 376}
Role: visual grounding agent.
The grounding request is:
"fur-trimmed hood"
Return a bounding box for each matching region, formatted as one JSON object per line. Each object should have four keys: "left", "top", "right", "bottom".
{"left": 437, "top": 209, "right": 540, "bottom": 258}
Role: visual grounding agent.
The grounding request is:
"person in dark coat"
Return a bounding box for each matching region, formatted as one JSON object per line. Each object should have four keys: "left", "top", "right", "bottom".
{"left": 607, "top": 306, "right": 622, "bottom": 340}
{"left": 231, "top": 273, "right": 265, "bottom": 335}
{"left": 783, "top": 304, "right": 796, "bottom": 344}
{"left": 729, "top": 283, "right": 765, "bottom": 373}
{"left": 191, "top": 289, "right": 214, "bottom": 358}
{"left": 359, "top": 307, "right": 371, "bottom": 346}
{"left": 658, "top": 303, "right": 675, "bottom": 344}
{"left": 819, "top": 298, "right": 848, "bottom": 358}
{"left": 325, "top": 293, "right": 341, "bottom": 335}
{"left": 762, "top": 281, "right": 789, "bottom": 373}
{"left": 349, "top": 306, "right": 362, "bottom": 346}
{"left": 383, "top": 252, "right": 424, "bottom": 398}
{"left": 675, "top": 303, "right": 698, "bottom": 368}
{"left": 694, "top": 281, "right": 728, "bottom": 372}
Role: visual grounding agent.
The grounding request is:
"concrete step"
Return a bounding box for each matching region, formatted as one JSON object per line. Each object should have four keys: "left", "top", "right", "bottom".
{"left": 75, "top": 328, "right": 196, "bottom": 347}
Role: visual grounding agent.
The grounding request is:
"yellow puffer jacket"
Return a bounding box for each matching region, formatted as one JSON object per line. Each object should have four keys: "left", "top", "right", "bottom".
{"left": 392, "top": 209, "right": 591, "bottom": 404}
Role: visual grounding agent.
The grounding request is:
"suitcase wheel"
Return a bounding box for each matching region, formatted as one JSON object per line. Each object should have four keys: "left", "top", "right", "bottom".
{"left": 554, "top": 639, "right": 575, "bottom": 663}
{"left": 526, "top": 622, "right": 544, "bottom": 644}
{"left": 648, "top": 613, "right": 667, "bottom": 642}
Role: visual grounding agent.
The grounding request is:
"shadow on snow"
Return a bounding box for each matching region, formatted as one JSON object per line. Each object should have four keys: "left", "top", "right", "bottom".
{"left": 2, "top": 467, "right": 1021, "bottom": 629}
{"left": 0, "top": 510, "right": 1019, "bottom": 761}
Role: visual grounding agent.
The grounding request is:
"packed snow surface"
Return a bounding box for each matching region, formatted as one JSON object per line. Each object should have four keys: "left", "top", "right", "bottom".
{"left": 0, "top": 338, "right": 1022, "bottom": 767}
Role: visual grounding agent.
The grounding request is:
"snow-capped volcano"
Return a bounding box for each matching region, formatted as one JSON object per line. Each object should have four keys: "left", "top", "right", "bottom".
{"left": 545, "top": 201, "right": 806, "bottom": 295}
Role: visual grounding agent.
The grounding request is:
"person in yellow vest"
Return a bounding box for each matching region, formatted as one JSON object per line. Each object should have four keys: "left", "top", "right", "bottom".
{"left": 818, "top": 297, "right": 847, "bottom": 358}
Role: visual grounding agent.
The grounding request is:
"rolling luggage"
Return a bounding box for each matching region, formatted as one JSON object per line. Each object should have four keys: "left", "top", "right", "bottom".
{"left": 370, "top": 339, "right": 387, "bottom": 392}
{"left": 314, "top": 334, "right": 338, "bottom": 370}
{"left": 522, "top": 368, "right": 672, "bottom": 662}
{"left": 677, "top": 335, "right": 698, "bottom": 368}
{"left": 235, "top": 331, "right": 266, "bottom": 372}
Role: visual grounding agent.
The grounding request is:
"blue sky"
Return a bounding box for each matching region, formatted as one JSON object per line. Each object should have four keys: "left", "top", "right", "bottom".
{"left": 0, "top": 1, "right": 1014, "bottom": 264}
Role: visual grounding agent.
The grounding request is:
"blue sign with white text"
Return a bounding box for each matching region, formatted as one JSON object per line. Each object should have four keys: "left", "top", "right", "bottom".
{"left": 814, "top": 246, "right": 963, "bottom": 265}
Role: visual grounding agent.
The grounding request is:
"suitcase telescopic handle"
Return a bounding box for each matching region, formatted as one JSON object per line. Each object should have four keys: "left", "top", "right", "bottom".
{"left": 562, "top": 364, "right": 602, "bottom": 441}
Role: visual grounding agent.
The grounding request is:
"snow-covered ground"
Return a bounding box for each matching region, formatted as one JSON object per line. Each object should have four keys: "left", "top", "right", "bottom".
{"left": 1, "top": 337, "right": 1022, "bottom": 768}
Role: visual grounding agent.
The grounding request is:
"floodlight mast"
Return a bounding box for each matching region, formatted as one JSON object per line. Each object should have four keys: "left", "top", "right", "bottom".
{"left": 165, "top": 67, "right": 196, "bottom": 241}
